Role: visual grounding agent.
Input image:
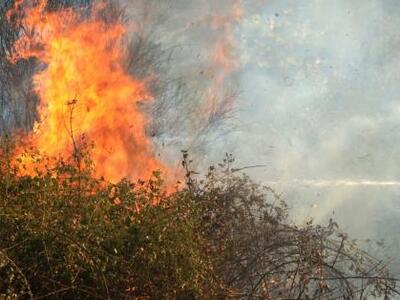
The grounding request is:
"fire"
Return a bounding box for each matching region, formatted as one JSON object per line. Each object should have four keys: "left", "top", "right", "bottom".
{"left": 8, "top": 0, "right": 168, "bottom": 182}
{"left": 202, "top": 1, "right": 243, "bottom": 118}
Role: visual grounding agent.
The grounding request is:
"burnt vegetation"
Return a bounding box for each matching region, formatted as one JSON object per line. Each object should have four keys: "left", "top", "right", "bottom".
{"left": 0, "top": 0, "right": 399, "bottom": 299}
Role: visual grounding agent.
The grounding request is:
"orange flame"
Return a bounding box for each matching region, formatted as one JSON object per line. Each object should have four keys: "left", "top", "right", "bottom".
{"left": 9, "top": 0, "right": 168, "bottom": 182}
{"left": 200, "top": 1, "right": 243, "bottom": 116}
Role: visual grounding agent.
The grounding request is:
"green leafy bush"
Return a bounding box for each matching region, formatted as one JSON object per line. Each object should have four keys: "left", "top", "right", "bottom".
{"left": 0, "top": 140, "right": 398, "bottom": 299}
{"left": 0, "top": 139, "right": 216, "bottom": 299}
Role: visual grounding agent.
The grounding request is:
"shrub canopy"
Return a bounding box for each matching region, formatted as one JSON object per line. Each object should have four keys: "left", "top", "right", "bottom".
{"left": 0, "top": 141, "right": 398, "bottom": 299}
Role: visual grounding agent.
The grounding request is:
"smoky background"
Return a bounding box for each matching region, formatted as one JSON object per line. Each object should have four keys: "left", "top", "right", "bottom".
{"left": 1, "top": 0, "right": 400, "bottom": 274}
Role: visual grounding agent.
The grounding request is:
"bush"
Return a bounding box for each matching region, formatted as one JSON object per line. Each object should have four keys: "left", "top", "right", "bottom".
{"left": 186, "top": 153, "right": 398, "bottom": 299}
{"left": 0, "top": 139, "right": 216, "bottom": 299}
{"left": 0, "top": 140, "right": 398, "bottom": 299}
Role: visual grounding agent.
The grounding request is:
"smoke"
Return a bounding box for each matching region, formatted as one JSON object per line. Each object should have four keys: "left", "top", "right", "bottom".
{"left": 2, "top": 0, "right": 400, "bottom": 271}
{"left": 222, "top": 0, "right": 400, "bottom": 270}
{"left": 267, "top": 180, "right": 400, "bottom": 187}
{"left": 120, "top": 0, "right": 400, "bottom": 272}
{"left": 115, "top": 0, "right": 244, "bottom": 169}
